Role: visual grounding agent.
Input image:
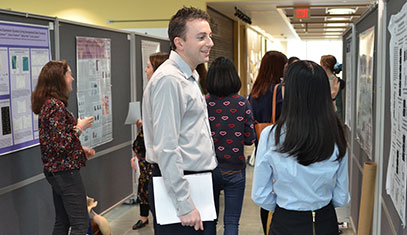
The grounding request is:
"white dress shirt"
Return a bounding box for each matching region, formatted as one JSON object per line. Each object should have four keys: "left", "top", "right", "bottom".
{"left": 142, "top": 51, "right": 217, "bottom": 216}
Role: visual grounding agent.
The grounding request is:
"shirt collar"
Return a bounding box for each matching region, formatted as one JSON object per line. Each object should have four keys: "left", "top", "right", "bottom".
{"left": 169, "top": 51, "right": 199, "bottom": 81}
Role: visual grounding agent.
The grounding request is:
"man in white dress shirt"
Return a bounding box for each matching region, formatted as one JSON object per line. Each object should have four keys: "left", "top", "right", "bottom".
{"left": 142, "top": 6, "right": 217, "bottom": 235}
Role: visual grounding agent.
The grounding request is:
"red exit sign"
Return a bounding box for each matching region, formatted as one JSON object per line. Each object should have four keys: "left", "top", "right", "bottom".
{"left": 295, "top": 8, "right": 310, "bottom": 19}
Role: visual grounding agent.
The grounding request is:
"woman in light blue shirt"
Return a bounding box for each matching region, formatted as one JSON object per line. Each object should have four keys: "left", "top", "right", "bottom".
{"left": 252, "top": 60, "right": 350, "bottom": 235}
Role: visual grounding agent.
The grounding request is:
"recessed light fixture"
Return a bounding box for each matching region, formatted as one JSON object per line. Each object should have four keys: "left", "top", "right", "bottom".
{"left": 327, "top": 8, "right": 356, "bottom": 15}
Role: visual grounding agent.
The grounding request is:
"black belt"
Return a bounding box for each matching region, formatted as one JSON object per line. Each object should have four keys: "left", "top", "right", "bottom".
{"left": 275, "top": 201, "right": 334, "bottom": 216}
{"left": 151, "top": 163, "right": 212, "bottom": 177}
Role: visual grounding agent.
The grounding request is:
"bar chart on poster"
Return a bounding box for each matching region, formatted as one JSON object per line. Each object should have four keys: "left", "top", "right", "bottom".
{"left": 0, "top": 21, "right": 51, "bottom": 156}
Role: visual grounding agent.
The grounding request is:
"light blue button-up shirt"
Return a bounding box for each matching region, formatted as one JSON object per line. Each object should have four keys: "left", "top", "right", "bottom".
{"left": 252, "top": 125, "right": 350, "bottom": 212}
{"left": 142, "top": 51, "right": 217, "bottom": 216}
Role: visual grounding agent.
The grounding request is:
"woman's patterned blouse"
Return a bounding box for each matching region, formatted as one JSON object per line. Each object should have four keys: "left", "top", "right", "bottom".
{"left": 39, "top": 98, "right": 86, "bottom": 173}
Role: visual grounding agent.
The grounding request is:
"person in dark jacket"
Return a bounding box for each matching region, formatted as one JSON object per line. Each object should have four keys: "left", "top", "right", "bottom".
{"left": 248, "top": 50, "right": 287, "bottom": 235}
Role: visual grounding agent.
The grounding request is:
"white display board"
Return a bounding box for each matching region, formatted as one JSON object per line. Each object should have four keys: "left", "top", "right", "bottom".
{"left": 141, "top": 40, "right": 160, "bottom": 89}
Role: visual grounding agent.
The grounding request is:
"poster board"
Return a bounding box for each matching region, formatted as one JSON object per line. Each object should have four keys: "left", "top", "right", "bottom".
{"left": 386, "top": 1, "right": 407, "bottom": 228}
{"left": 356, "top": 26, "right": 375, "bottom": 159}
{"left": 0, "top": 21, "right": 51, "bottom": 155}
{"left": 76, "top": 36, "right": 113, "bottom": 148}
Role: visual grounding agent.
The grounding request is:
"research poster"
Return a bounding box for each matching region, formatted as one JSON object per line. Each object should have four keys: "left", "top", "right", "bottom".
{"left": 356, "top": 26, "right": 375, "bottom": 159}
{"left": 345, "top": 36, "right": 352, "bottom": 129}
{"left": 141, "top": 40, "right": 160, "bottom": 89}
{"left": 386, "top": 1, "right": 407, "bottom": 227}
{"left": 76, "top": 37, "right": 113, "bottom": 148}
{"left": 0, "top": 21, "right": 51, "bottom": 155}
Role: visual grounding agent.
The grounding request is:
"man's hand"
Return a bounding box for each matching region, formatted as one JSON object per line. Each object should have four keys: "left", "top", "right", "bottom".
{"left": 179, "top": 209, "right": 203, "bottom": 231}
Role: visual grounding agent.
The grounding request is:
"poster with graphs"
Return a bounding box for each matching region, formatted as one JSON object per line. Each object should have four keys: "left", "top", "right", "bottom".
{"left": 356, "top": 26, "right": 375, "bottom": 159}
{"left": 387, "top": 2, "right": 407, "bottom": 227}
{"left": 76, "top": 36, "right": 113, "bottom": 148}
{"left": 0, "top": 21, "right": 51, "bottom": 156}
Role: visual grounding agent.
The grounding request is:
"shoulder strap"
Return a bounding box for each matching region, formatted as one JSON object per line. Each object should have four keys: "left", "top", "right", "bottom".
{"left": 271, "top": 84, "right": 280, "bottom": 123}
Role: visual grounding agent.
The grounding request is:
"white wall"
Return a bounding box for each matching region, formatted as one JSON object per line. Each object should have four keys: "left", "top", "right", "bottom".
{"left": 125, "top": 28, "right": 168, "bottom": 39}
{"left": 287, "top": 39, "right": 343, "bottom": 65}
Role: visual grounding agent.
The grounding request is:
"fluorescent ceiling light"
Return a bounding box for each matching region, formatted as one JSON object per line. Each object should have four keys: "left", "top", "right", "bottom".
{"left": 327, "top": 8, "right": 356, "bottom": 15}
{"left": 324, "top": 32, "right": 342, "bottom": 35}
{"left": 326, "top": 23, "right": 348, "bottom": 27}
{"left": 328, "top": 17, "right": 348, "bottom": 21}
{"left": 324, "top": 28, "right": 344, "bottom": 31}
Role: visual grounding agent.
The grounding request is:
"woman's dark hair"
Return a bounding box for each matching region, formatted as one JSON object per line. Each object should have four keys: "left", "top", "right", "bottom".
{"left": 197, "top": 63, "right": 208, "bottom": 94}
{"left": 149, "top": 52, "right": 169, "bottom": 71}
{"left": 206, "top": 56, "right": 241, "bottom": 97}
{"left": 273, "top": 60, "right": 347, "bottom": 165}
{"left": 287, "top": 56, "right": 300, "bottom": 65}
{"left": 31, "top": 60, "right": 69, "bottom": 114}
{"left": 251, "top": 51, "right": 287, "bottom": 99}
{"left": 320, "top": 55, "right": 337, "bottom": 73}
{"left": 168, "top": 7, "right": 209, "bottom": 50}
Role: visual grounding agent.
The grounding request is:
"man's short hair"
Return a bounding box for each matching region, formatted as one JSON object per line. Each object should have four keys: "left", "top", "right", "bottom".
{"left": 168, "top": 7, "right": 210, "bottom": 50}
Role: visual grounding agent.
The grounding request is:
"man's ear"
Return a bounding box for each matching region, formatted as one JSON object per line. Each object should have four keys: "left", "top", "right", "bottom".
{"left": 174, "top": 37, "right": 183, "bottom": 51}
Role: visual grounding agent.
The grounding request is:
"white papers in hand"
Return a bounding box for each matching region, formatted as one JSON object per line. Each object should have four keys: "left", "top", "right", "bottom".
{"left": 153, "top": 172, "right": 217, "bottom": 225}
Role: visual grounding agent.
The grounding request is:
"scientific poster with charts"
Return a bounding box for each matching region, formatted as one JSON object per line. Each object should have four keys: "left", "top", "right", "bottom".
{"left": 356, "top": 26, "right": 375, "bottom": 159}
{"left": 386, "top": 1, "right": 407, "bottom": 227}
{"left": 141, "top": 40, "right": 160, "bottom": 89}
{"left": 0, "top": 21, "right": 51, "bottom": 156}
{"left": 76, "top": 37, "right": 112, "bottom": 148}
{"left": 345, "top": 36, "right": 352, "bottom": 129}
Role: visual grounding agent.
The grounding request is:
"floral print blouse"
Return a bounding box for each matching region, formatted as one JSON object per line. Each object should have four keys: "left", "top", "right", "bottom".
{"left": 39, "top": 98, "right": 86, "bottom": 173}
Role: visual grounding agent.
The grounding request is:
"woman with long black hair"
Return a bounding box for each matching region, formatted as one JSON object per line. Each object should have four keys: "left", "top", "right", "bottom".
{"left": 252, "top": 60, "right": 350, "bottom": 235}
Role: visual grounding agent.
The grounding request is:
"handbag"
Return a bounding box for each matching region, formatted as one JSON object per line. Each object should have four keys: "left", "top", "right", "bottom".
{"left": 254, "top": 84, "right": 280, "bottom": 140}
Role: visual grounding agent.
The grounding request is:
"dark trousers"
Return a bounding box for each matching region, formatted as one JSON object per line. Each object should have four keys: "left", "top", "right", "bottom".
{"left": 260, "top": 207, "right": 269, "bottom": 234}
{"left": 270, "top": 202, "right": 338, "bottom": 235}
{"left": 148, "top": 165, "right": 215, "bottom": 235}
{"left": 204, "top": 167, "right": 246, "bottom": 235}
{"left": 140, "top": 204, "right": 150, "bottom": 217}
{"left": 44, "top": 169, "right": 88, "bottom": 235}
